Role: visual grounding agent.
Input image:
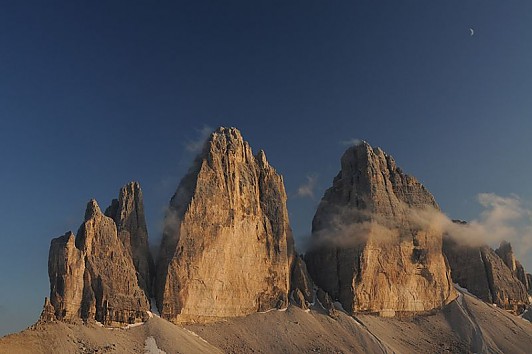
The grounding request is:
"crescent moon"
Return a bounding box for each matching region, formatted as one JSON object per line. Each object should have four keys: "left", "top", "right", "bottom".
{"left": 470, "top": 28, "right": 474, "bottom": 36}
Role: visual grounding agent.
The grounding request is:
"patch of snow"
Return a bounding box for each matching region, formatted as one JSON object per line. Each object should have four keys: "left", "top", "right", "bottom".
{"left": 309, "top": 286, "right": 318, "bottom": 306}
{"left": 144, "top": 336, "right": 166, "bottom": 354}
{"left": 454, "top": 283, "right": 472, "bottom": 295}
{"left": 184, "top": 328, "right": 211, "bottom": 344}
{"left": 519, "top": 307, "right": 531, "bottom": 321}
{"left": 123, "top": 321, "right": 144, "bottom": 329}
{"left": 258, "top": 308, "right": 276, "bottom": 314}
{"left": 258, "top": 306, "right": 288, "bottom": 313}
{"left": 333, "top": 301, "right": 347, "bottom": 313}
{"left": 95, "top": 321, "right": 104, "bottom": 327}
{"left": 150, "top": 298, "right": 161, "bottom": 317}
{"left": 457, "top": 293, "right": 463, "bottom": 306}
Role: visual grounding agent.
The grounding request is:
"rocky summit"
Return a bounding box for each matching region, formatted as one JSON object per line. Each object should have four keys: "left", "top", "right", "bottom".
{"left": 155, "top": 127, "right": 294, "bottom": 322}
{"left": 305, "top": 141, "right": 456, "bottom": 316}
{"left": 46, "top": 185, "right": 151, "bottom": 326}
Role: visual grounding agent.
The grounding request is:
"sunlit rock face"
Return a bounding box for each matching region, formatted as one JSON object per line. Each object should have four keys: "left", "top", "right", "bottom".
{"left": 444, "top": 236, "right": 530, "bottom": 314}
{"left": 156, "top": 127, "right": 293, "bottom": 322}
{"left": 47, "top": 185, "right": 152, "bottom": 326}
{"left": 305, "top": 142, "right": 456, "bottom": 316}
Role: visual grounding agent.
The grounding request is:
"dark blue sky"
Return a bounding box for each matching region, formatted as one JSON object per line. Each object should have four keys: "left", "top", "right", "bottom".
{"left": 2, "top": 1, "right": 532, "bottom": 335}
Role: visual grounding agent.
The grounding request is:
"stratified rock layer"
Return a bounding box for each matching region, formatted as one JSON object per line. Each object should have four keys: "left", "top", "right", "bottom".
{"left": 444, "top": 236, "right": 530, "bottom": 313}
{"left": 305, "top": 142, "right": 456, "bottom": 315}
{"left": 156, "top": 127, "right": 293, "bottom": 322}
{"left": 48, "top": 194, "right": 150, "bottom": 325}
{"left": 105, "top": 182, "right": 154, "bottom": 298}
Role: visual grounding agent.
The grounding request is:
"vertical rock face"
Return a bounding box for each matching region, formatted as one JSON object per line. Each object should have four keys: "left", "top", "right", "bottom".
{"left": 105, "top": 182, "right": 154, "bottom": 298}
{"left": 47, "top": 186, "right": 151, "bottom": 325}
{"left": 442, "top": 236, "right": 493, "bottom": 303}
{"left": 444, "top": 236, "right": 530, "bottom": 313}
{"left": 495, "top": 241, "right": 530, "bottom": 291}
{"left": 305, "top": 142, "right": 456, "bottom": 316}
{"left": 48, "top": 231, "right": 85, "bottom": 321}
{"left": 156, "top": 127, "right": 293, "bottom": 322}
{"left": 495, "top": 241, "right": 516, "bottom": 272}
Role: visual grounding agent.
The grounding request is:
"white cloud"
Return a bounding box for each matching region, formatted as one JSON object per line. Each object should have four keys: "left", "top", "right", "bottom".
{"left": 185, "top": 125, "right": 213, "bottom": 154}
{"left": 296, "top": 175, "right": 318, "bottom": 199}
{"left": 340, "top": 138, "right": 364, "bottom": 147}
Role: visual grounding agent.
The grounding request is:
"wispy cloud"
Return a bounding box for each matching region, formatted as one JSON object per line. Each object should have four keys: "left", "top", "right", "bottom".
{"left": 307, "top": 193, "right": 532, "bottom": 261}
{"left": 185, "top": 125, "right": 213, "bottom": 154}
{"left": 340, "top": 138, "right": 364, "bottom": 147}
{"left": 296, "top": 175, "right": 318, "bottom": 199}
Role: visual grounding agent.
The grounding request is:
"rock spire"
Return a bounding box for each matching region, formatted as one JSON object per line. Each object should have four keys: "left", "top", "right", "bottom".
{"left": 46, "top": 183, "right": 152, "bottom": 325}
{"left": 155, "top": 127, "right": 294, "bottom": 322}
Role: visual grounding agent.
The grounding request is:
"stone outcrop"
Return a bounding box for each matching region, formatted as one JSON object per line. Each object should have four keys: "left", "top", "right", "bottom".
{"left": 290, "top": 256, "right": 314, "bottom": 309}
{"left": 46, "top": 185, "right": 151, "bottom": 325}
{"left": 316, "top": 289, "right": 336, "bottom": 317}
{"left": 292, "top": 289, "right": 308, "bottom": 310}
{"left": 38, "top": 298, "right": 57, "bottom": 323}
{"left": 444, "top": 236, "right": 530, "bottom": 314}
{"left": 495, "top": 241, "right": 516, "bottom": 272}
{"left": 291, "top": 256, "right": 314, "bottom": 302}
{"left": 495, "top": 241, "right": 530, "bottom": 291}
{"left": 305, "top": 141, "right": 456, "bottom": 316}
{"left": 515, "top": 261, "right": 529, "bottom": 291}
{"left": 105, "top": 182, "right": 154, "bottom": 298}
{"left": 155, "top": 127, "right": 293, "bottom": 322}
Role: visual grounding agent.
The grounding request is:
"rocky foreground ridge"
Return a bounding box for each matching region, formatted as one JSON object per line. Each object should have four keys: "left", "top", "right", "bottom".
{"left": 35, "top": 127, "right": 532, "bottom": 339}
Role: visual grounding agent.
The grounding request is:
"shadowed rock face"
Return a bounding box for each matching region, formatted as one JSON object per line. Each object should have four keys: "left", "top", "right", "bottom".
{"left": 495, "top": 241, "right": 530, "bottom": 291}
{"left": 156, "top": 127, "right": 293, "bottom": 322}
{"left": 305, "top": 142, "right": 456, "bottom": 315}
{"left": 47, "top": 189, "right": 151, "bottom": 325}
{"left": 105, "top": 182, "right": 154, "bottom": 298}
{"left": 444, "top": 236, "right": 530, "bottom": 313}
{"left": 290, "top": 256, "right": 314, "bottom": 306}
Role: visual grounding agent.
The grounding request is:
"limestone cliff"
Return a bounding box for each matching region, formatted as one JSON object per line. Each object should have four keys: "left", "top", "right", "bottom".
{"left": 305, "top": 141, "right": 456, "bottom": 316}
{"left": 155, "top": 127, "right": 293, "bottom": 322}
{"left": 47, "top": 187, "right": 151, "bottom": 325}
{"left": 105, "top": 182, "right": 154, "bottom": 298}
